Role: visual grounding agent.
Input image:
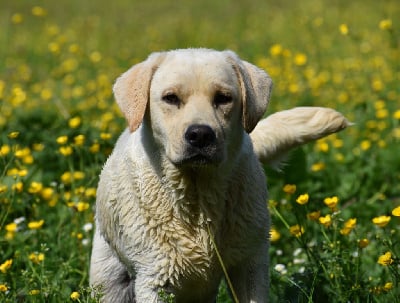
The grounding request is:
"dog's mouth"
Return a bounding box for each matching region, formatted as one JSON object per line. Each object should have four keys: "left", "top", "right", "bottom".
{"left": 171, "top": 124, "right": 223, "bottom": 167}
{"left": 173, "top": 145, "right": 222, "bottom": 167}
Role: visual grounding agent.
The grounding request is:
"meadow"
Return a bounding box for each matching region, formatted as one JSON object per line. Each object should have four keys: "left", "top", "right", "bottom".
{"left": 0, "top": 0, "right": 399, "bottom": 302}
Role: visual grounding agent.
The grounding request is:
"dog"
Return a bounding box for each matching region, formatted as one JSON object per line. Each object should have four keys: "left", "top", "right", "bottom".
{"left": 89, "top": 48, "right": 349, "bottom": 302}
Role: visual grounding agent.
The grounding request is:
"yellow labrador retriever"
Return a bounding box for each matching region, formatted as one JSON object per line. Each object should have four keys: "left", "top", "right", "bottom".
{"left": 90, "top": 48, "right": 349, "bottom": 302}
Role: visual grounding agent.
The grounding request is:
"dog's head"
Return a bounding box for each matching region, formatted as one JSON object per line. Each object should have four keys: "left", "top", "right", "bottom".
{"left": 113, "top": 49, "right": 273, "bottom": 166}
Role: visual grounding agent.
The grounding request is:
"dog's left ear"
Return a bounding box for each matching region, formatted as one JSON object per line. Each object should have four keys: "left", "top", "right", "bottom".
{"left": 113, "top": 52, "right": 166, "bottom": 132}
{"left": 226, "top": 51, "right": 273, "bottom": 133}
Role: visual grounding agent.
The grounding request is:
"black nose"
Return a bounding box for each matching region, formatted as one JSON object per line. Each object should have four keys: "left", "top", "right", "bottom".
{"left": 185, "top": 124, "right": 216, "bottom": 148}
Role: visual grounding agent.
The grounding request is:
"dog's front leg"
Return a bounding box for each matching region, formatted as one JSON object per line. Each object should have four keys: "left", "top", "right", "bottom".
{"left": 90, "top": 230, "right": 136, "bottom": 303}
{"left": 228, "top": 244, "right": 269, "bottom": 303}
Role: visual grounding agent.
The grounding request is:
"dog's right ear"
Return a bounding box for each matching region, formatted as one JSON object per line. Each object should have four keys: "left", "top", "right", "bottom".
{"left": 113, "top": 52, "right": 166, "bottom": 132}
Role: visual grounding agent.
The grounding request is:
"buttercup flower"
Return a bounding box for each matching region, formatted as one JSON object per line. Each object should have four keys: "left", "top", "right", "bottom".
{"left": 29, "top": 252, "right": 45, "bottom": 264}
{"left": 311, "top": 162, "right": 325, "bottom": 172}
{"left": 289, "top": 225, "right": 304, "bottom": 237}
{"left": 319, "top": 214, "right": 332, "bottom": 227}
{"left": 269, "top": 228, "right": 281, "bottom": 242}
{"left": 379, "top": 19, "right": 392, "bottom": 30}
{"left": 372, "top": 215, "right": 391, "bottom": 227}
{"left": 56, "top": 135, "right": 68, "bottom": 145}
{"left": 324, "top": 196, "right": 339, "bottom": 210}
{"left": 0, "top": 284, "right": 8, "bottom": 292}
{"left": 29, "top": 289, "right": 40, "bottom": 295}
{"left": 28, "top": 220, "right": 44, "bottom": 230}
{"left": 59, "top": 146, "right": 73, "bottom": 156}
{"left": 358, "top": 238, "right": 369, "bottom": 248}
{"left": 296, "top": 193, "right": 309, "bottom": 205}
{"left": 340, "top": 218, "right": 357, "bottom": 235}
{"left": 307, "top": 210, "right": 321, "bottom": 221}
{"left": 294, "top": 53, "right": 307, "bottom": 66}
{"left": 68, "top": 116, "right": 81, "bottom": 128}
{"left": 392, "top": 206, "right": 400, "bottom": 217}
{"left": 0, "top": 259, "right": 12, "bottom": 273}
{"left": 339, "top": 24, "right": 349, "bottom": 35}
{"left": 70, "top": 291, "right": 80, "bottom": 300}
{"left": 377, "top": 251, "right": 393, "bottom": 266}
{"left": 28, "top": 182, "right": 43, "bottom": 194}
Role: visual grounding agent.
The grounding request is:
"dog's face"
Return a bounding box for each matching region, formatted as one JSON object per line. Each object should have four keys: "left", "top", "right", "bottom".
{"left": 149, "top": 52, "right": 243, "bottom": 165}
{"left": 113, "top": 49, "right": 273, "bottom": 166}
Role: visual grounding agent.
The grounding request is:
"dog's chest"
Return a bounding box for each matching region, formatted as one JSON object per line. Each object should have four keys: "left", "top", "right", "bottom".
{"left": 129, "top": 172, "right": 235, "bottom": 285}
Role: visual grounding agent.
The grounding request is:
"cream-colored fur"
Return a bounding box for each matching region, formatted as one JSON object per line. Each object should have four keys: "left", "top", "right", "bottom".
{"left": 90, "top": 48, "right": 349, "bottom": 303}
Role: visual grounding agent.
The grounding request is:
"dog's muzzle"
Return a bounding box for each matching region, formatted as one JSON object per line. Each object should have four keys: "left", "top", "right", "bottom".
{"left": 182, "top": 124, "right": 220, "bottom": 165}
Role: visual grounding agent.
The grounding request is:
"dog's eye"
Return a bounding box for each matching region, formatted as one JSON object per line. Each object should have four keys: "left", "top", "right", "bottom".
{"left": 162, "top": 93, "right": 180, "bottom": 106}
{"left": 214, "top": 92, "right": 232, "bottom": 107}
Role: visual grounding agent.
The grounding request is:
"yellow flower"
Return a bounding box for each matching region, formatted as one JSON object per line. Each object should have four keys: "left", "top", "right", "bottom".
{"left": 311, "top": 162, "right": 325, "bottom": 172}
{"left": 383, "top": 282, "right": 393, "bottom": 291}
{"left": 269, "top": 44, "right": 283, "bottom": 57}
{"left": 344, "top": 218, "right": 357, "bottom": 229}
{"left": 29, "top": 252, "right": 45, "bottom": 264}
{"left": 28, "top": 182, "right": 43, "bottom": 194}
{"left": 324, "top": 196, "right": 339, "bottom": 210}
{"left": 0, "top": 145, "right": 10, "bottom": 156}
{"left": 31, "top": 6, "right": 47, "bottom": 17}
{"left": 76, "top": 202, "right": 90, "bottom": 212}
{"left": 372, "top": 215, "right": 391, "bottom": 227}
{"left": 12, "top": 182, "right": 24, "bottom": 193}
{"left": 41, "top": 187, "right": 54, "bottom": 200}
{"left": 85, "top": 188, "right": 97, "bottom": 198}
{"left": 294, "top": 53, "right": 307, "bottom": 66}
{"left": 0, "top": 184, "right": 7, "bottom": 193}
{"left": 15, "top": 147, "right": 31, "bottom": 159}
{"left": 282, "top": 184, "right": 296, "bottom": 195}
{"left": 28, "top": 220, "right": 44, "bottom": 230}
{"left": 5, "top": 222, "right": 17, "bottom": 232}
{"left": 360, "top": 140, "right": 371, "bottom": 151}
{"left": 296, "top": 193, "right": 309, "bottom": 205}
{"left": 59, "top": 146, "right": 73, "bottom": 156}
{"left": 377, "top": 251, "right": 393, "bottom": 266}
{"left": 8, "top": 131, "right": 19, "bottom": 139}
{"left": 339, "top": 24, "right": 349, "bottom": 35}
{"left": 56, "top": 135, "right": 68, "bottom": 145}
{"left": 73, "top": 171, "right": 85, "bottom": 180}
{"left": 0, "top": 284, "right": 8, "bottom": 292}
{"left": 269, "top": 228, "right": 281, "bottom": 242}
{"left": 68, "top": 116, "right": 81, "bottom": 129}
{"left": 100, "top": 132, "right": 112, "bottom": 140}
{"left": 316, "top": 140, "right": 329, "bottom": 152}
{"left": 90, "top": 51, "right": 102, "bottom": 63}
{"left": 89, "top": 143, "right": 100, "bottom": 153}
{"left": 393, "top": 110, "right": 400, "bottom": 120}
{"left": 29, "top": 289, "right": 40, "bottom": 295}
{"left": 319, "top": 214, "right": 332, "bottom": 227}
{"left": 358, "top": 238, "right": 369, "bottom": 248}
{"left": 70, "top": 291, "right": 80, "bottom": 300}
{"left": 40, "top": 88, "right": 52, "bottom": 100}
{"left": 379, "top": 19, "right": 392, "bottom": 30}
{"left": 307, "top": 210, "right": 321, "bottom": 221}
{"left": 0, "top": 259, "right": 12, "bottom": 273}
{"left": 74, "top": 135, "right": 85, "bottom": 146}
{"left": 61, "top": 172, "right": 72, "bottom": 184}
{"left": 340, "top": 218, "right": 357, "bottom": 235}
{"left": 289, "top": 224, "right": 304, "bottom": 237}
{"left": 11, "top": 13, "right": 23, "bottom": 24}
{"left": 392, "top": 206, "right": 400, "bottom": 217}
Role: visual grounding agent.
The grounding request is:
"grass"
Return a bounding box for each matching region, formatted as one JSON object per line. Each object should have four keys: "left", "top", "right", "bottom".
{"left": 0, "top": 0, "right": 399, "bottom": 302}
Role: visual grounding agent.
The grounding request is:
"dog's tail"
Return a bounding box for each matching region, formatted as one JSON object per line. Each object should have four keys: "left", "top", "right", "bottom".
{"left": 250, "top": 107, "right": 351, "bottom": 168}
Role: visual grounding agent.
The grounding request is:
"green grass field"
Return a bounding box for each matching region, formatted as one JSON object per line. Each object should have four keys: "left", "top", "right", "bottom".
{"left": 1, "top": 0, "right": 399, "bottom": 302}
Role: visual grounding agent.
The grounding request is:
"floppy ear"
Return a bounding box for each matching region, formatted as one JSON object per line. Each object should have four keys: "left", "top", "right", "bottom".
{"left": 226, "top": 51, "right": 273, "bottom": 133}
{"left": 113, "top": 52, "right": 166, "bottom": 132}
